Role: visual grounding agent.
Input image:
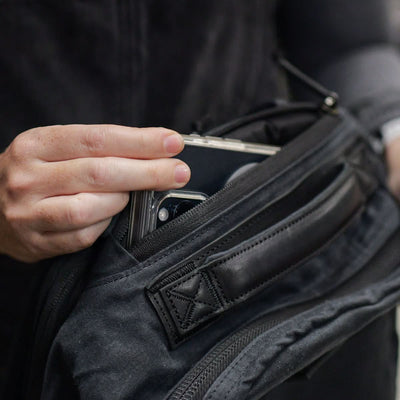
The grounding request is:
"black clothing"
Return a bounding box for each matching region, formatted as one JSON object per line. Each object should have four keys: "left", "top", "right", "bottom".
{"left": 0, "top": 1, "right": 399, "bottom": 398}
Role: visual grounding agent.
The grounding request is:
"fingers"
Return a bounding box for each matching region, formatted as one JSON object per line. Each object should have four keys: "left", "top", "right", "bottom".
{"left": 35, "top": 157, "right": 191, "bottom": 196}
{"left": 27, "top": 125, "right": 184, "bottom": 161}
{"left": 33, "top": 192, "right": 130, "bottom": 231}
{"left": 0, "top": 124, "right": 191, "bottom": 262}
{"left": 39, "top": 218, "right": 113, "bottom": 257}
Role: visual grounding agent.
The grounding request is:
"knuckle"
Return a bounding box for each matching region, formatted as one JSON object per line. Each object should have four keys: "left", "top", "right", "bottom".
{"left": 8, "top": 133, "right": 36, "bottom": 161}
{"left": 66, "top": 196, "right": 88, "bottom": 226}
{"left": 80, "top": 126, "right": 108, "bottom": 154}
{"left": 74, "top": 229, "right": 97, "bottom": 249}
{"left": 3, "top": 205, "right": 20, "bottom": 226}
{"left": 86, "top": 159, "right": 109, "bottom": 186}
{"left": 5, "top": 170, "right": 32, "bottom": 198}
{"left": 3, "top": 205, "right": 30, "bottom": 236}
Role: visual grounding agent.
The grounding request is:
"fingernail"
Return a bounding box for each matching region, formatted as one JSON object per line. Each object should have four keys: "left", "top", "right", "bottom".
{"left": 164, "top": 134, "right": 183, "bottom": 154}
{"left": 175, "top": 164, "right": 190, "bottom": 183}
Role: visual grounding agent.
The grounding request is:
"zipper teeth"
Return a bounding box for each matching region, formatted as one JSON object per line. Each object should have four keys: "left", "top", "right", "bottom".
{"left": 148, "top": 262, "right": 196, "bottom": 293}
{"left": 114, "top": 221, "right": 129, "bottom": 244}
{"left": 113, "top": 203, "right": 132, "bottom": 245}
{"left": 169, "top": 319, "right": 281, "bottom": 400}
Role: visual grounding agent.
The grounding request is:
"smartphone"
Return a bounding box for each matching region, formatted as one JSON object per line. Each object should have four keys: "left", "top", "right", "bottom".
{"left": 126, "top": 135, "right": 280, "bottom": 247}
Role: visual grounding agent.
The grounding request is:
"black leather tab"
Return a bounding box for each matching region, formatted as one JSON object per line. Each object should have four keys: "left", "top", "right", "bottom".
{"left": 147, "top": 164, "right": 367, "bottom": 347}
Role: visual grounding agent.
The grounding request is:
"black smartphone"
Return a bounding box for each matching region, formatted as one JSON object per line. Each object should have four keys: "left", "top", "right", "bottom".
{"left": 126, "top": 135, "right": 280, "bottom": 247}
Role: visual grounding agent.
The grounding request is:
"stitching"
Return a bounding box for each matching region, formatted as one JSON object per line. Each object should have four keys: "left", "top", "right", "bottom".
{"left": 152, "top": 295, "right": 177, "bottom": 342}
{"left": 166, "top": 274, "right": 219, "bottom": 327}
{"left": 185, "top": 301, "right": 196, "bottom": 328}
{"left": 191, "top": 211, "right": 262, "bottom": 265}
{"left": 165, "top": 291, "right": 187, "bottom": 325}
{"left": 169, "top": 290, "right": 217, "bottom": 309}
{"left": 209, "top": 270, "right": 228, "bottom": 304}
{"left": 203, "top": 269, "right": 224, "bottom": 308}
{"left": 192, "top": 273, "right": 206, "bottom": 305}
{"left": 167, "top": 271, "right": 201, "bottom": 293}
{"left": 168, "top": 292, "right": 195, "bottom": 324}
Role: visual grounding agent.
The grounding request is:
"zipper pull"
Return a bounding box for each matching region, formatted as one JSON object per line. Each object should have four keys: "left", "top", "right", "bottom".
{"left": 276, "top": 55, "right": 339, "bottom": 112}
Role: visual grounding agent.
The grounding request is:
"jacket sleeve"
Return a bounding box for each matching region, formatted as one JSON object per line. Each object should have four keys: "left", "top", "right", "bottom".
{"left": 278, "top": 0, "right": 400, "bottom": 134}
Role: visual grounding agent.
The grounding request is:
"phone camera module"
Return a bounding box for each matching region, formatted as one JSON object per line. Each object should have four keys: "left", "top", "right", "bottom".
{"left": 156, "top": 195, "right": 207, "bottom": 228}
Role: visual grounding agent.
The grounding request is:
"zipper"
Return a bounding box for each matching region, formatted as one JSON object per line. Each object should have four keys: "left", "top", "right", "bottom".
{"left": 130, "top": 114, "right": 347, "bottom": 261}
{"left": 168, "top": 317, "right": 283, "bottom": 400}
{"left": 112, "top": 201, "right": 132, "bottom": 247}
{"left": 167, "top": 228, "right": 400, "bottom": 400}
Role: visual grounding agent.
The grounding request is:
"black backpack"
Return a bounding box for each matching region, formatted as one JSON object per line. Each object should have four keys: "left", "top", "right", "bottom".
{"left": 7, "top": 101, "right": 400, "bottom": 400}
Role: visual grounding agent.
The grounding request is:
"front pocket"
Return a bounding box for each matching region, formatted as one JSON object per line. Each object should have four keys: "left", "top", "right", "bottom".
{"left": 147, "top": 162, "right": 369, "bottom": 347}
{"left": 166, "top": 216, "right": 400, "bottom": 400}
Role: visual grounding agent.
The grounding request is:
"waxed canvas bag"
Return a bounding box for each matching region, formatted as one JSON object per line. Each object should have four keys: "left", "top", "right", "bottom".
{"left": 8, "top": 102, "right": 400, "bottom": 400}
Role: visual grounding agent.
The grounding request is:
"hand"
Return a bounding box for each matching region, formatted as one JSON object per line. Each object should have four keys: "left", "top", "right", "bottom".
{"left": 385, "top": 136, "right": 400, "bottom": 200}
{"left": 0, "top": 125, "right": 190, "bottom": 263}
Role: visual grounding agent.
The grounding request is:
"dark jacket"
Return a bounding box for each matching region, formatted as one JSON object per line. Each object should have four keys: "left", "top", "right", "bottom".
{"left": 0, "top": 1, "right": 399, "bottom": 398}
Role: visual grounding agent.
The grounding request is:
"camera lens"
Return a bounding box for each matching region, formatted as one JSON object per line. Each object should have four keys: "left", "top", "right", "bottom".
{"left": 158, "top": 207, "right": 170, "bottom": 222}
